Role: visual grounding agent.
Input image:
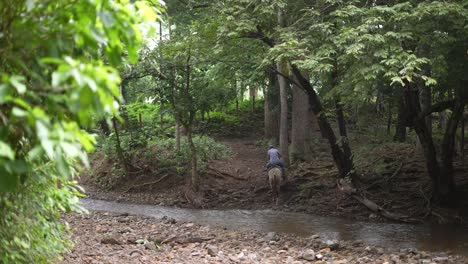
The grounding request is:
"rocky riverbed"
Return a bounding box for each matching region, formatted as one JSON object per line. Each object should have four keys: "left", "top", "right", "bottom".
{"left": 61, "top": 212, "right": 466, "bottom": 264}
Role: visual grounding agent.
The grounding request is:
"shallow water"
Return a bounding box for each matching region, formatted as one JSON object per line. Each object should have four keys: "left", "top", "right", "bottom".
{"left": 81, "top": 199, "right": 468, "bottom": 255}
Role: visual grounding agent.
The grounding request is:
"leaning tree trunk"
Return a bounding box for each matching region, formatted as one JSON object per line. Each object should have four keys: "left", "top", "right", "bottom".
{"left": 264, "top": 70, "right": 280, "bottom": 144}
{"left": 439, "top": 101, "right": 464, "bottom": 197}
{"left": 290, "top": 65, "right": 356, "bottom": 180}
{"left": 404, "top": 86, "right": 452, "bottom": 202}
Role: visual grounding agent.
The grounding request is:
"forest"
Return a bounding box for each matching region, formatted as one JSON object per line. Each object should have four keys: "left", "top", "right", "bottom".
{"left": 0, "top": 0, "right": 467, "bottom": 263}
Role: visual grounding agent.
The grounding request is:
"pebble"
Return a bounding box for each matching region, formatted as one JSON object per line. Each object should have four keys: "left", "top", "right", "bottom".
{"left": 144, "top": 241, "right": 156, "bottom": 250}
{"left": 299, "top": 249, "right": 315, "bottom": 261}
{"left": 203, "top": 245, "right": 216, "bottom": 256}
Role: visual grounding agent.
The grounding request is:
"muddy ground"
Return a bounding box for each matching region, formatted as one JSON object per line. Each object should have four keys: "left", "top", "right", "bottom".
{"left": 81, "top": 135, "right": 468, "bottom": 224}
{"left": 61, "top": 211, "right": 467, "bottom": 264}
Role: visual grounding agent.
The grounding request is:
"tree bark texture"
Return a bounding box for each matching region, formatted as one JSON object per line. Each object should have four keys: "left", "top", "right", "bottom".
{"left": 290, "top": 81, "right": 309, "bottom": 162}
{"left": 403, "top": 86, "right": 455, "bottom": 203}
{"left": 419, "top": 87, "right": 433, "bottom": 136}
{"left": 264, "top": 70, "right": 280, "bottom": 144}
{"left": 394, "top": 90, "right": 407, "bottom": 142}
{"left": 186, "top": 125, "right": 198, "bottom": 192}
{"left": 276, "top": 8, "right": 289, "bottom": 165}
{"left": 277, "top": 60, "right": 289, "bottom": 166}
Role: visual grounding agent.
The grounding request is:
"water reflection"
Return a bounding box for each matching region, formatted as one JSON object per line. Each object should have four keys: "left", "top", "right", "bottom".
{"left": 80, "top": 199, "right": 468, "bottom": 255}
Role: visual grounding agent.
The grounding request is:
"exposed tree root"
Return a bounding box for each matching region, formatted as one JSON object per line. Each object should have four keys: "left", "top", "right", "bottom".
{"left": 206, "top": 167, "right": 247, "bottom": 181}
{"left": 125, "top": 174, "right": 170, "bottom": 193}
{"left": 184, "top": 186, "right": 204, "bottom": 208}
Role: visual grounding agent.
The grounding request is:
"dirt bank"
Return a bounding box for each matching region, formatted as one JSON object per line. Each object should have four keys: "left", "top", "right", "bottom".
{"left": 61, "top": 211, "right": 467, "bottom": 264}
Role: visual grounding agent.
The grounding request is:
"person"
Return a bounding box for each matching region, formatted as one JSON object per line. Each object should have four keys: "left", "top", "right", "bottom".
{"left": 265, "top": 145, "right": 286, "bottom": 180}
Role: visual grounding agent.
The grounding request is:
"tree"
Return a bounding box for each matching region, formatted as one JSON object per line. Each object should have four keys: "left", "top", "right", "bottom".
{"left": 0, "top": 0, "right": 159, "bottom": 262}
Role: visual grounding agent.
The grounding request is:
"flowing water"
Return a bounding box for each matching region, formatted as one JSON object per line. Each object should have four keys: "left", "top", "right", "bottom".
{"left": 81, "top": 199, "right": 468, "bottom": 255}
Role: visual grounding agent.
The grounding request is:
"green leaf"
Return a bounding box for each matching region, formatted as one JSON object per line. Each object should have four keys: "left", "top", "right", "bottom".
{"left": 0, "top": 141, "right": 15, "bottom": 160}
{"left": 0, "top": 166, "right": 19, "bottom": 192}
{"left": 10, "top": 75, "right": 27, "bottom": 94}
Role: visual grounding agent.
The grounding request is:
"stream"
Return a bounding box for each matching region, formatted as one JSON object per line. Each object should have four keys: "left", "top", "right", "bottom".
{"left": 81, "top": 199, "right": 468, "bottom": 255}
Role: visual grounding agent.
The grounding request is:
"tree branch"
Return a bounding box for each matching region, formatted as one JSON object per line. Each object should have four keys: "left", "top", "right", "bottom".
{"left": 417, "top": 100, "right": 455, "bottom": 119}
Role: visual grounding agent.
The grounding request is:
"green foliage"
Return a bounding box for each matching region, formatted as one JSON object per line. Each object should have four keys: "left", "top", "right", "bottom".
{"left": 0, "top": 0, "right": 159, "bottom": 262}
{"left": 150, "top": 136, "right": 232, "bottom": 174}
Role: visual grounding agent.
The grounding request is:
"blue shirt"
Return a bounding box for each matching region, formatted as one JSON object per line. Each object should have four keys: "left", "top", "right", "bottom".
{"left": 267, "top": 148, "right": 281, "bottom": 163}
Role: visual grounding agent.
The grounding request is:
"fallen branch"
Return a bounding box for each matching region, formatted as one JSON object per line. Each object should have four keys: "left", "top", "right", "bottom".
{"left": 125, "top": 174, "right": 170, "bottom": 193}
{"left": 337, "top": 179, "right": 419, "bottom": 223}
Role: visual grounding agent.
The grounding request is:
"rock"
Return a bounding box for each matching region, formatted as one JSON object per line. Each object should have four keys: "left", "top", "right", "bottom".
{"left": 299, "top": 249, "right": 315, "bottom": 261}
{"left": 325, "top": 240, "right": 340, "bottom": 250}
{"left": 206, "top": 245, "right": 218, "bottom": 257}
{"left": 191, "top": 251, "right": 200, "bottom": 256}
{"left": 144, "top": 242, "right": 156, "bottom": 250}
{"left": 247, "top": 253, "right": 257, "bottom": 260}
{"left": 100, "top": 233, "right": 122, "bottom": 245}
{"left": 376, "top": 247, "right": 384, "bottom": 254}
{"left": 314, "top": 261, "right": 326, "bottom": 264}
{"left": 315, "top": 253, "right": 323, "bottom": 260}
{"left": 352, "top": 240, "right": 364, "bottom": 246}
{"left": 266, "top": 232, "right": 279, "bottom": 242}
{"left": 185, "top": 223, "right": 195, "bottom": 228}
{"left": 365, "top": 246, "right": 377, "bottom": 254}
{"left": 237, "top": 252, "right": 246, "bottom": 261}
{"left": 369, "top": 213, "right": 378, "bottom": 219}
{"left": 335, "top": 259, "right": 348, "bottom": 264}
{"left": 433, "top": 257, "right": 449, "bottom": 262}
{"left": 310, "top": 234, "right": 320, "bottom": 240}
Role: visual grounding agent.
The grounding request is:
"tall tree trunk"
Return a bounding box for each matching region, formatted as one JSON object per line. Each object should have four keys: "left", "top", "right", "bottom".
{"left": 264, "top": 70, "right": 280, "bottom": 144}
{"left": 112, "top": 117, "right": 129, "bottom": 176}
{"left": 186, "top": 124, "right": 198, "bottom": 192}
{"left": 419, "top": 87, "right": 433, "bottom": 135}
{"left": 462, "top": 107, "right": 465, "bottom": 160}
{"left": 250, "top": 87, "right": 256, "bottom": 113}
{"left": 439, "top": 102, "right": 464, "bottom": 197}
{"left": 276, "top": 9, "right": 289, "bottom": 165}
{"left": 387, "top": 101, "right": 393, "bottom": 134}
{"left": 394, "top": 91, "right": 407, "bottom": 142}
{"left": 175, "top": 121, "right": 181, "bottom": 151}
{"left": 335, "top": 100, "right": 352, "bottom": 165}
{"left": 291, "top": 65, "right": 356, "bottom": 180}
{"left": 290, "top": 79, "right": 308, "bottom": 162}
{"left": 404, "top": 85, "right": 455, "bottom": 203}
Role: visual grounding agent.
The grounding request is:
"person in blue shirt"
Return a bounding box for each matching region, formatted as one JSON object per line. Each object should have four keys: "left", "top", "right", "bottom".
{"left": 265, "top": 145, "right": 286, "bottom": 180}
